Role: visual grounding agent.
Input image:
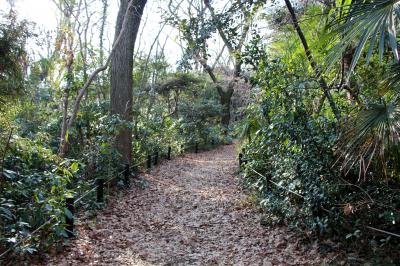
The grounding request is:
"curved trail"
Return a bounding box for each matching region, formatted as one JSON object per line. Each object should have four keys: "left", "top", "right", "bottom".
{"left": 44, "top": 144, "right": 325, "bottom": 265}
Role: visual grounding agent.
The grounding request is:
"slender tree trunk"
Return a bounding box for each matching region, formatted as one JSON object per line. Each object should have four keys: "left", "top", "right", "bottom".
{"left": 58, "top": 4, "right": 75, "bottom": 157}
{"left": 59, "top": 50, "right": 74, "bottom": 157}
{"left": 110, "top": 0, "right": 147, "bottom": 165}
{"left": 284, "top": 0, "right": 340, "bottom": 121}
{"left": 82, "top": 0, "right": 90, "bottom": 100}
{"left": 59, "top": 88, "right": 70, "bottom": 157}
{"left": 99, "top": 0, "right": 108, "bottom": 101}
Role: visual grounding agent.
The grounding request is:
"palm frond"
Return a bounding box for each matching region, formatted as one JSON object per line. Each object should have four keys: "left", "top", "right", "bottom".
{"left": 326, "top": 0, "right": 400, "bottom": 73}
{"left": 382, "top": 63, "right": 400, "bottom": 94}
{"left": 236, "top": 116, "right": 261, "bottom": 142}
{"left": 335, "top": 99, "right": 400, "bottom": 179}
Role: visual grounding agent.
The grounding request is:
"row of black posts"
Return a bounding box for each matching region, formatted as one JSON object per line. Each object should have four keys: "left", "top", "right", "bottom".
{"left": 64, "top": 143, "right": 201, "bottom": 237}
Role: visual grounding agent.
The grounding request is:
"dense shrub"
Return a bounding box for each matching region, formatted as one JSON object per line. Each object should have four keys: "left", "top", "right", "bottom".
{"left": 239, "top": 58, "right": 400, "bottom": 261}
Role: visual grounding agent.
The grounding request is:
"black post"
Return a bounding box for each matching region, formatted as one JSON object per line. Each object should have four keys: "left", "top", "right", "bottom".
{"left": 124, "top": 164, "right": 130, "bottom": 186}
{"left": 147, "top": 154, "right": 152, "bottom": 170}
{"left": 195, "top": 142, "right": 199, "bottom": 153}
{"left": 167, "top": 146, "right": 172, "bottom": 160}
{"left": 154, "top": 151, "right": 159, "bottom": 165}
{"left": 181, "top": 145, "right": 184, "bottom": 154}
{"left": 97, "top": 178, "right": 104, "bottom": 203}
{"left": 239, "top": 153, "right": 243, "bottom": 167}
{"left": 241, "top": 148, "right": 247, "bottom": 165}
{"left": 65, "top": 196, "right": 74, "bottom": 238}
{"left": 211, "top": 139, "right": 215, "bottom": 146}
{"left": 132, "top": 165, "right": 138, "bottom": 179}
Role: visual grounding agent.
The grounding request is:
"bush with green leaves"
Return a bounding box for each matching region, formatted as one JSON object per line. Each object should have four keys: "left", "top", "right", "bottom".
{"left": 0, "top": 102, "right": 123, "bottom": 255}
{"left": 0, "top": 11, "right": 32, "bottom": 104}
{"left": 0, "top": 136, "right": 80, "bottom": 254}
{"left": 240, "top": 58, "right": 338, "bottom": 230}
{"left": 239, "top": 57, "right": 400, "bottom": 260}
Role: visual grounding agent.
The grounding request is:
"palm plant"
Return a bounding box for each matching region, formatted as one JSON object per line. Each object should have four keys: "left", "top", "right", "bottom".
{"left": 327, "top": 0, "right": 400, "bottom": 179}
{"left": 235, "top": 104, "right": 263, "bottom": 143}
{"left": 336, "top": 100, "right": 400, "bottom": 179}
{"left": 327, "top": 0, "right": 400, "bottom": 71}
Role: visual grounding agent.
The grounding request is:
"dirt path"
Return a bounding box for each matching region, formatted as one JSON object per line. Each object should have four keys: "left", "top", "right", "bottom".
{"left": 43, "top": 144, "right": 326, "bottom": 265}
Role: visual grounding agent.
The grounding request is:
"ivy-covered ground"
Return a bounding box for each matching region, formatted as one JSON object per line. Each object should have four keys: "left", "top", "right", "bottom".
{"left": 31, "top": 144, "right": 336, "bottom": 265}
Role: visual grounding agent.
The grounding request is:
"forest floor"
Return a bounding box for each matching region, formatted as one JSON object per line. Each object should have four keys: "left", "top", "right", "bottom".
{"left": 38, "top": 144, "right": 334, "bottom": 265}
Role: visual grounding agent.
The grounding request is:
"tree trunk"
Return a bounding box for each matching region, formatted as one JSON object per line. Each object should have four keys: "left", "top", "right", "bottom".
{"left": 99, "top": 0, "right": 108, "bottom": 101}
{"left": 59, "top": 87, "right": 70, "bottom": 157}
{"left": 110, "top": 0, "right": 147, "bottom": 165}
{"left": 58, "top": 3, "right": 75, "bottom": 157}
{"left": 217, "top": 85, "right": 233, "bottom": 128}
{"left": 203, "top": 0, "right": 256, "bottom": 128}
{"left": 57, "top": 0, "right": 142, "bottom": 157}
{"left": 196, "top": 56, "right": 233, "bottom": 128}
{"left": 284, "top": 0, "right": 341, "bottom": 121}
{"left": 59, "top": 50, "right": 73, "bottom": 157}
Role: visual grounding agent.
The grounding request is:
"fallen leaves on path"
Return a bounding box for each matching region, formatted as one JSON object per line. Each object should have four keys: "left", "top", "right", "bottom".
{"left": 39, "top": 144, "right": 331, "bottom": 265}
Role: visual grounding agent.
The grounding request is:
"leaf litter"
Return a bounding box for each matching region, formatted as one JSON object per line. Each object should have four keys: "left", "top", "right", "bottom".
{"left": 37, "top": 144, "right": 336, "bottom": 265}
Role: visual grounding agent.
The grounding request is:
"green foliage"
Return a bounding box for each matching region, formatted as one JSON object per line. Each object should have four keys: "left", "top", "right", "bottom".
{"left": 0, "top": 101, "right": 120, "bottom": 254}
{"left": 0, "top": 60, "right": 226, "bottom": 255}
{"left": 241, "top": 59, "right": 338, "bottom": 232}
{"left": 132, "top": 70, "right": 225, "bottom": 158}
{"left": 336, "top": 99, "right": 400, "bottom": 179}
{"left": 0, "top": 136, "right": 78, "bottom": 253}
{"left": 324, "top": 0, "right": 400, "bottom": 182}
{"left": 239, "top": 6, "right": 400, "bottom": 257}
{"left": 0, "top": 11, "right": 32, "bottom": 103}
{"left": 326, "top": 0, "right": 400, "bottom": 72}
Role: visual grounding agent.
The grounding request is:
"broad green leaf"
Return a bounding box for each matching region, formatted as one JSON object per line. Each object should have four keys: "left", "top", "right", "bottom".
{"left": 64, "top": 208, "right": 73, "bottom": 219}
{"left": 70, "top": 162, "right": 79, "bottom": 172}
